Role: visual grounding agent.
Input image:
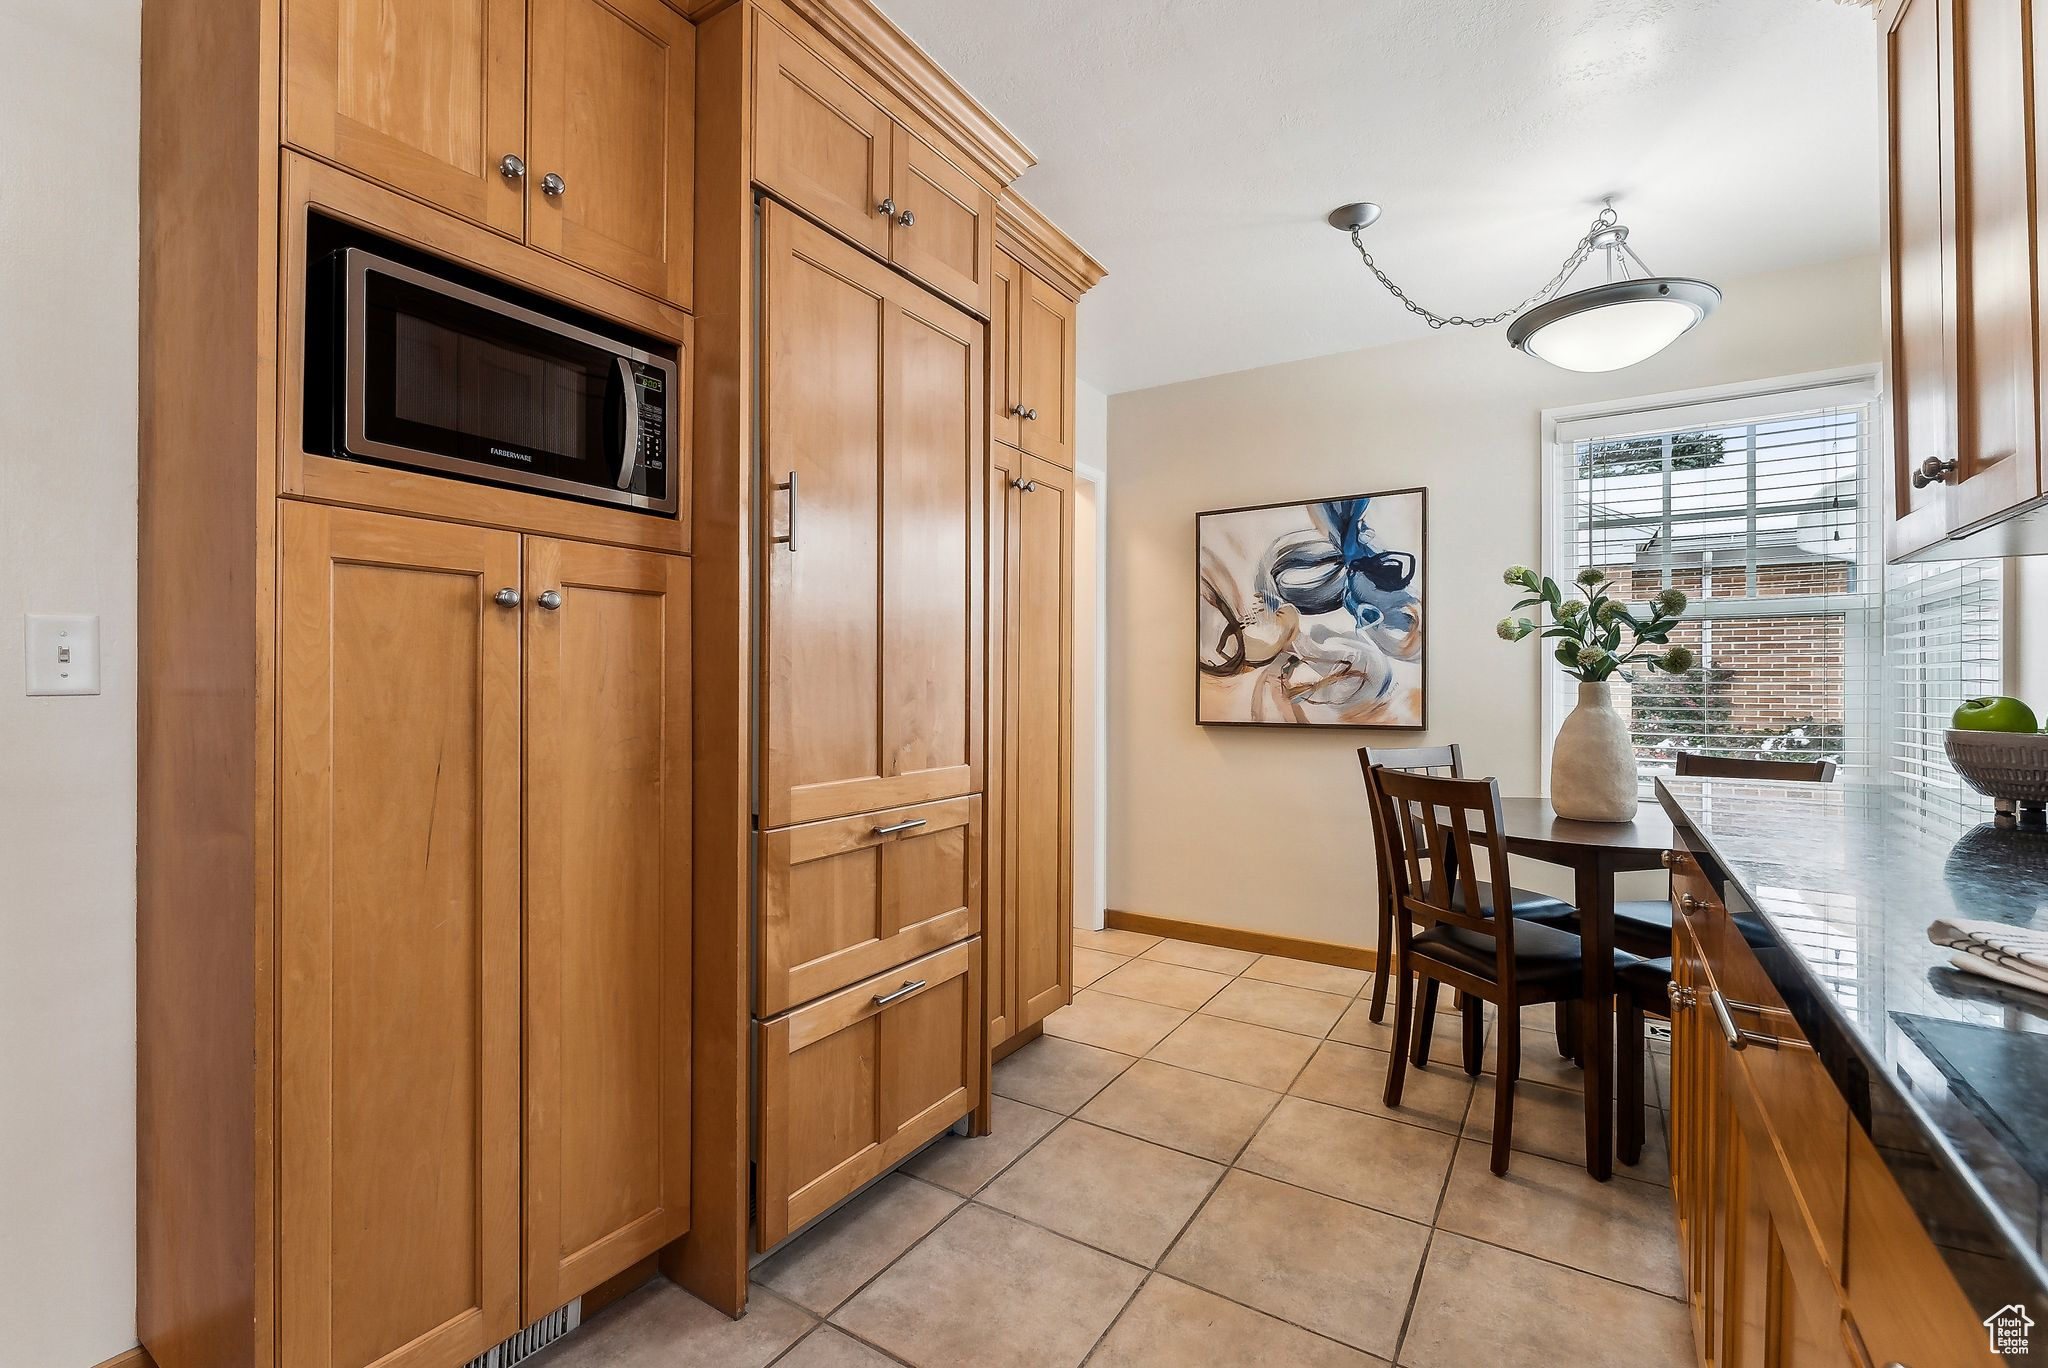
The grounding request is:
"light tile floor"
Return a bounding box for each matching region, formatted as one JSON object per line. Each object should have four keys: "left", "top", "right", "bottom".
{"left": 532, "top": 933, "right": 1692, "bottom": 1368}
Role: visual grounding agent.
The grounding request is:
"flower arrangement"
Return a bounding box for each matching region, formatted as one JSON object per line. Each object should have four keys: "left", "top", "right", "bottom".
{"left": 1496, "top": 566, "right": 1697, "bottom": 683}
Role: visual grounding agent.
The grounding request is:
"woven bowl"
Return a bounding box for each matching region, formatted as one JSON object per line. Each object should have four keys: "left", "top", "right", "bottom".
{"left": 1944, "top": 728, "right": 2048, "bottom": 803}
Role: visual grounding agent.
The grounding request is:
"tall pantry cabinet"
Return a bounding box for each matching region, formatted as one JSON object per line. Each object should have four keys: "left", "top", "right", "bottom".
{"left": 687, "top": 0, "right": 1102, "bottom": 1305}
{"left": 143, "top": 0, "right": 695, "bottom": 1364}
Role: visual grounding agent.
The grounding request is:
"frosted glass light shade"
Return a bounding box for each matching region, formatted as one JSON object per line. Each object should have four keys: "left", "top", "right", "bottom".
{"left": 1507, "top": 278, "right": 1721, "bottom": 372}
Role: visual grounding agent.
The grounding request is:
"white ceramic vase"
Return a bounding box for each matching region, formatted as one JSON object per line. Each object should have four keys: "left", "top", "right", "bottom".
{"left": 1551, "top": 679, "right": 1638, "bottom": 823}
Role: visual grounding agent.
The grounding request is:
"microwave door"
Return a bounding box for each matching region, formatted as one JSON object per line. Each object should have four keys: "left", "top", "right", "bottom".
{"left": 342, "top": 249, "right": 674, "bottom": 512}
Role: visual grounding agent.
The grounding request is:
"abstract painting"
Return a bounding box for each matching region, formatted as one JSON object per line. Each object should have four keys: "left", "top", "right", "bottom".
{"left": 1197, "top": 488, "right": 1426, "bottom": 728}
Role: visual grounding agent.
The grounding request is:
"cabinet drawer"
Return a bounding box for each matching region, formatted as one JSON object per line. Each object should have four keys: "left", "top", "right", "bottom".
{"left": 756, "top": 940, "right": 981, "bottom": 1248}
{"left": 1675, "top": 860, "right": 1847, "bottom": 1274}
{"left": 758, "top": 796, "right": 981, "bottom": 1016}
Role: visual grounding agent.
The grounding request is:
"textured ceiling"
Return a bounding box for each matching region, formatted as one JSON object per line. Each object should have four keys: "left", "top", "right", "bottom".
{"left": 873, "top": 0, "right": 1882, "bottom": 393}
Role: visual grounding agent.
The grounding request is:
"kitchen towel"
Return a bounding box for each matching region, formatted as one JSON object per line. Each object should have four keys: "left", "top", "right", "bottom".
{"left": 1928, "top": 917, "right": 2048, "bottom": 996}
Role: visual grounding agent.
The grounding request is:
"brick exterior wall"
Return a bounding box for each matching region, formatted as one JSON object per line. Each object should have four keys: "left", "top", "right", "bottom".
{"left": 1589, "top": 556, "right": 1853, "bottom": 760}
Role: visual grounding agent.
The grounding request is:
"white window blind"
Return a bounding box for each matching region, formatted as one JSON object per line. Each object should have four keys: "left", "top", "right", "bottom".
{"left": 1547, "top": 376, "right": 1881, "bottom": 791}
{"left": 1885, "top": 559, "right": 2001, "bottom": 830}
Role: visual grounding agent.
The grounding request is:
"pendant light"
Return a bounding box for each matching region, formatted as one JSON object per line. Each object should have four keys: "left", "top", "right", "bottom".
{"left": 1327, "top": 200, "right": 1720, "bottom": 372}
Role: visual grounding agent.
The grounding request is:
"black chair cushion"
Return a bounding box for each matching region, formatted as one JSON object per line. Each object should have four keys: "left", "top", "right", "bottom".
{"left": 1411, "top": 917, "right": 1587, "bottom": 986}
{"left": 1447, "top": 884, "right": 1574, "bottom": 924}
{"left": 1619, "top": 954, "right": 1675, "bottom": 1003}
{"left": 1614, "top": 899, "right": 1674, "bottom": 935}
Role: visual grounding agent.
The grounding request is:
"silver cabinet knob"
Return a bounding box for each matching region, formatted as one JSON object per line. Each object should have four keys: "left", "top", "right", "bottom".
{"left": 498, "top": 153, "right": 526, "bottom": 181}
{"left": 1011, "top": 403, "right": 1029, "bottom": 418}
{"left": 878, "top": 196, "right": 896, "bottom": 216}
{"left": 1911, "top": 455, "right": 1958, "bottom": 488}
{"left": 537, "top": 590, "right": 563, "bottom": 611}
{"left": 1679, "top": 893, "right": 1708, "bottom": 916}
{"left": 494, "top": 588, "right": 521, "bottom": 607}
{"left": 541, "top": 172, "right": 567, "bottom": 198}
{"left": 898, "top": 208, "right": 915, "bottom": 226}
{"left": 1666, "top": 981, "right": 1696, "bottom": 1010}
{"left": 1024, "top": 407, "right": 1039, "bottom": 421}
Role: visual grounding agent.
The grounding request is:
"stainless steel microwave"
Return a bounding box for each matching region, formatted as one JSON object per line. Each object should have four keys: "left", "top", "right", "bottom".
{"left": 318, "top": 246, "right": 679, "bottom": 515}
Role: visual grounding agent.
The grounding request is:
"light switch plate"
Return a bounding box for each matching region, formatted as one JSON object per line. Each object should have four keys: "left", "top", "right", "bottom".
{"left": 26, "top": 614, "right": 100, "bottom": 696}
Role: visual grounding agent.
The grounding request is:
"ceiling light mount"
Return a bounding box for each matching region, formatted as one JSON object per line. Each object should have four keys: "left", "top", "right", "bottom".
{"left": 1325, "top": 201, "right": 1383, "bottom": 233}
{"left": 1325, "top": 197, "right": 1720, "bottom": 371}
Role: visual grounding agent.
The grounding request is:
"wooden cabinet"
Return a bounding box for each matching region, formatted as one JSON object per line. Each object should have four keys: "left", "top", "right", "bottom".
{"left": 1844, "top": 1125, "right": 2001, "bottom": 1368}
{"left": 284, "top": 0, "right": 529, "bottom": 239}
{"left": 526, "top": 0, "right": 695, "bottom": 305}
{"left": 278, "top": 504, "right": 525, "bottom": 1368}
{"left": 757, "top": 796, "right": 982, "bottom": 1017}
{"left": 751, "top": 13, "right": 997, "bottom": 314}
{"left": 1668, "top": 852, "right": 1999, "bottom": 1367}
{"left": 520, "top": 538, "right": 692, "bottom": 1315}
{"left": 755, "top": 940, "right": 982, "bottom": 1247}
{"left": 278, "top": 506, "right": 693, "bottom": 1361}
{"left": 1016, "top": 272, "right": 1078, "bottom": 468}
{"left": 987, "top": 448, "right": 1075, "bottom": 1049}
{"left": 990, "top": 245, "right": 1024, "bottom": 449}
{"left": 758, "top": 202, "right": 983, "bottom": 828}
{"left": 1881, "top": 0, "right": 2045, "bottom": 558}
{"left": 284, "top": 0, "right": 693, "bottom": 307}
{"left": 1010, "top": 457, "right": 1075, "bottom": 1032}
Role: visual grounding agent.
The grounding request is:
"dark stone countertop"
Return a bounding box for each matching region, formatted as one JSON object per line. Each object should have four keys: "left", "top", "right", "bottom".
{"left": 1656, "top": 775, "right": 2048, "bottom": 1320}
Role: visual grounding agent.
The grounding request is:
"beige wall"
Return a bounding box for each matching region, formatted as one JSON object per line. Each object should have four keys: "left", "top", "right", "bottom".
{"left": 0, "top": 3, "right": 141, "bottom": 1365}
{"left": 1104, "top": 253, "right": 1883, "bottom": 943}
{"left": 1072, "top": 380, "right": 1109, "bottom": 930}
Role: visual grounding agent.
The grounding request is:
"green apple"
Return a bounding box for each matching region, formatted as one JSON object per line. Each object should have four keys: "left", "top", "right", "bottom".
{"left": 1953, "top": 696, "right": 2041, "bottom": 732}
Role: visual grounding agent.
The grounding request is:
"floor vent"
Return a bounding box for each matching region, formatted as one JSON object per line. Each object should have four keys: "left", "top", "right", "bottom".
{"left": 463, "top": 1299, "right": 581, "bottom": 1368}
{"left": 1646, "top": 1019, "right": 1673, "bottom": 1044}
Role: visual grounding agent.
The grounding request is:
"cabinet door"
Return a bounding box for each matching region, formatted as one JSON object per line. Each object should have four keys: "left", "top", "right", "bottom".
{"left": 284, "top": 0, "right": 527, "bottom": 238}
{"left": 1017, "top": 270, "right": 1078, "bottom": 468}
{"left": 522, "top": 539, "right": 691, "bottom": 1314}
{"left": 990, "top": 246, "right": 1024, "bottom": 450}
{"left": 1949, "top": 0, "right": 2042, "bottom": 526}
{"left": 279, "top": 504, "right": 522, "bottom": 1368}
{"left": 753, "top": 16, "right": 894, "bottom": 257}
{"left": 758, "top": 796, "right": 981, "bottom": 1016}
{"left": 986, "top": 444, "right": 1023, "bottom": 1046}
{"left": 1012, "top": 456, "right": 1073, "bottom": 1031}
{"left": 526, "top": 0, "right": 695, "bottom": 307}
{"left": 1844, "top": 1124, "right": 2003, "bottom": 1367}
{"left": 1881, "top": 0, "right": 1961, "bottom": 558}
{"left": 890, "top": 127, "right": 996, "bottom": 316}
{"left": 760, "top": 204, "right": 984, "bottom": 826}
{"left": 756, "top": 941, "right": 981, "bottom": 1247}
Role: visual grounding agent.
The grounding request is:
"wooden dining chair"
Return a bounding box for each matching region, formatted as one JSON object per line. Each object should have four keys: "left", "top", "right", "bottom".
{"left": 1674, "top": 751, "right": 1839, "bottom": 782}
{"left": 1358, "top": 746, "right": 1575, "bottom": 1043}
{"left": 1367, "top": 767, "right": 1635, "bottom": 1175}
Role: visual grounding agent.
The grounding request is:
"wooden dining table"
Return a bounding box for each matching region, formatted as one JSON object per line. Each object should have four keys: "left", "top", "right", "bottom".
{"left": 1495, "top": 796, "right": 1675, "bottom": 1182}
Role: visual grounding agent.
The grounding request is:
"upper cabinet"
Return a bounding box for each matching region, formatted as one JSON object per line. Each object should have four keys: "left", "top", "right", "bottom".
{"left": 285, "top": 0, "right": 694, "bottom": 308}
{"left": 1880, "top": 0, "right": 2045, "bottom": 559}
{"left": 283, "top": 0, "right": 530, "bottom": 239}
{"left": 751, "top": 13, "right": 997, "bottom": 315}
{"left": 1016, "top": 271, "right": 1077, "bottom": 468}
{"left": 525, "top": 0, "right": 696, "bottom": 306}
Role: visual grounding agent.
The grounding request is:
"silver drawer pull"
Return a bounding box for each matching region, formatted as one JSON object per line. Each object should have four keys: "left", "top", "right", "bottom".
{"left": 872, "top": 817, "right": 928, "bottom": 837}
{"left": 1708, "top": 989, "right": 1799, "bottom": 1052}
{"left": 1666, "top": 982, "right": 1696, "bottom": 1010}
{"left": 872, "top": 979, "right": 926, "bottom": 1007}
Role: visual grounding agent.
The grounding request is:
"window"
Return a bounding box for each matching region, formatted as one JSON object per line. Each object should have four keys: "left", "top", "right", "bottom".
{"left": 1886, "top": 559, "right": 2001, "bottom": 829}
{"left": 1545, "top": 373, "right": 1882, "bottom": 790}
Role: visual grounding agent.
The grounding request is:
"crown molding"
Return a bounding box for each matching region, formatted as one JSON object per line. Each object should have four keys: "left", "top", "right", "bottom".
{"left": 775, "top": 0, "right": 1037, "bottom": 187}
{"left": 998, "top": 190, "right": 1107, "bottom": 298}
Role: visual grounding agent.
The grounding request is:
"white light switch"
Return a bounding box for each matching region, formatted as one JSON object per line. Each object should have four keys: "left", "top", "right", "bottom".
{"left": 26, "top": 614, "right": 100, "bottom": 696}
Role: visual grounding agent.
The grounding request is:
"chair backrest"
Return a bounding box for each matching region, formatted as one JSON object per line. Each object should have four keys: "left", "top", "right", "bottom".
{"left": 1673, "top": 752, "right": 1839, "bottom": 783}
{"left": 1360, "top": 743, "right": 1463, "bottom": 778}
{"left": 1365, "top": 766, "right": 1520, "bottom": 984}
{"left": 1357, "top": 745, "right": 1464, "bottom": 903}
